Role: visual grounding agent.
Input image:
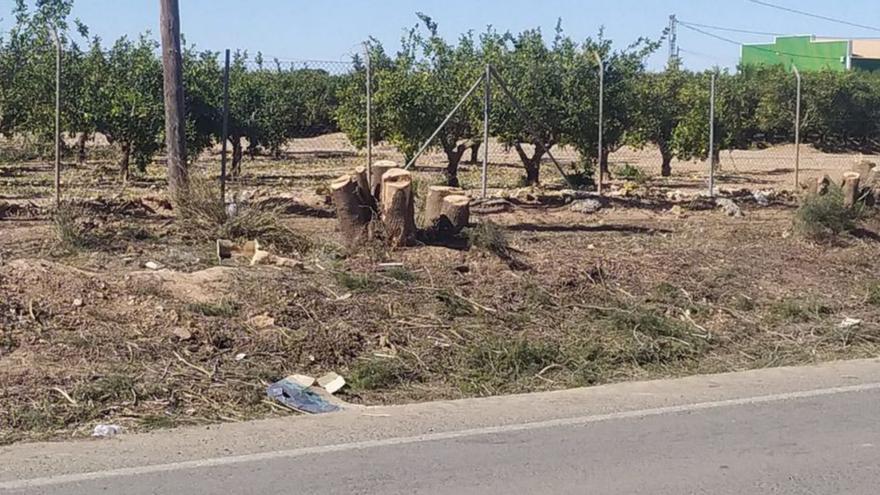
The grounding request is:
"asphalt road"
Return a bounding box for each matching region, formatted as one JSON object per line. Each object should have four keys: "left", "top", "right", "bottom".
{"left": 3, "top": 359, "right": 880, "bottom": 494}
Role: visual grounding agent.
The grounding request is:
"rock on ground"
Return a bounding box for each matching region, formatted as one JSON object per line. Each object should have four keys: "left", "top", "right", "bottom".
{"left": 570, "top": 199, "right": 603, "bottom": 214}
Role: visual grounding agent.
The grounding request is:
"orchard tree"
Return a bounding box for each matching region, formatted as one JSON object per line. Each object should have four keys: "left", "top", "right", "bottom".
{"left": 484, "top": 25, "right": 568, "bottom": 186}
{"left": 181, "top": 45, "right": 222, "bottom": 162}
{"left": 627, "top": 65, "right": 690, "bottom": 176}
{"left": 93, "top": 34, "right": 164, "bottom": 177}
{"left": 565, "top": 32, "right": 658, "bottom": 179}
{"left": 335, "top": 40, "right": 391, "bottom": 154}
{"left": 371, "top": 14, "right": 482, "bottom": 186}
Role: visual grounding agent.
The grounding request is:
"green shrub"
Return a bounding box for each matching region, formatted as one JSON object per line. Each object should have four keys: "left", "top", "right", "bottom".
{"left": 794, "top": 186, "right": 862, "bottom": 241}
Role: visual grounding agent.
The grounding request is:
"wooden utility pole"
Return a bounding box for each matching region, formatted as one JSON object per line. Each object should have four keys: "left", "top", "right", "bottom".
{"left": 159, "top": 0, "right": 188, "bottom": 197}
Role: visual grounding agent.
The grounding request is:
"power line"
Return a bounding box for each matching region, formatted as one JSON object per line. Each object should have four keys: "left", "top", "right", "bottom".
{"left": 677, "top": 20, "right": 784, "bottom": 37}
{"left": 745, "top": 0, "right": 880, "bottom": 34}
{"left": 678, "top": 48, "right": 730, "bottom": 63}
{"left": 678, "top": 22, "right": 843, "bottom": 61}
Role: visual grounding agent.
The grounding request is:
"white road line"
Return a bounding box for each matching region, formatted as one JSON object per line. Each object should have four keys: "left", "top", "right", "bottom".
{"left": 3, "top": 382, "right": 880, "bottom": 491}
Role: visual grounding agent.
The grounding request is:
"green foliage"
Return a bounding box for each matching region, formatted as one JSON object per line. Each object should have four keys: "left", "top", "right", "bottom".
{"left": 866, "top": 283, "right": 880, "bottom": 306}
{"left": 349, "top": 357, "right": 421, "bottom": 391}
{"left": 335, "top": 271, "right": 374, "bottom": 292}
{"left": 51, "top": 200, "right": 95, "bottom": 251}
{"left": 186, "top": 300, "right": 240, "bottom": 317}
{"left": 794, "top": 186, "right": 863, "bottom": 241}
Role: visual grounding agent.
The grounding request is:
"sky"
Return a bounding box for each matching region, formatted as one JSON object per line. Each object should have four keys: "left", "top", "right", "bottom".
{"left": 3, "top": 0, "right": 880, "bottom": 71}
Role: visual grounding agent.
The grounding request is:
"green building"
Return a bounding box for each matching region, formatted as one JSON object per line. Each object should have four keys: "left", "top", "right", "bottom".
{"left": 741, "top": 35, "right": 880, "bottom": 72}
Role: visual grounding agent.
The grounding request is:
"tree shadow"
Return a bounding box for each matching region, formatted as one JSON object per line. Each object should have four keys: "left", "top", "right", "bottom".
{"left": 507, "top": 223, "right": 671, "bottom": 235}
{"left": 852, "top": 228, "right": 880, "bottom": 242}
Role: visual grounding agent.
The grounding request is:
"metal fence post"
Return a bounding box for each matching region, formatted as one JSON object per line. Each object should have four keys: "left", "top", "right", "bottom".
{"left": 481, "top": 64, "right": 490, "bottom": 198}
{"left": 50, "top": 25, "right": 61, "bottom": 206}
{"left": 364, "top": 42, "right": 373, "bottom": 185}
{"left": 594, "top": 52, "right": 604, "bottom": 194}
{"left": 793, "top": 64, "right": 801, "bottom": 190}
{"left": 220, "top": 49, "right": 230, "bottom": 204}
{"left": 708, "top": 72, "right": 716, "bottom": 197}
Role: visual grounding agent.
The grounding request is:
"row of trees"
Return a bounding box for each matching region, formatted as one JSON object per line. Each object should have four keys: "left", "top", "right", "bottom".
{"left": 0, "top": 0, "right": 341, "bottom": 178}
{"left": 2, "top": 2, "right": 879, "bottom": 188}
{"left": 354, "top": 15, "right": 880, "bottom": 185}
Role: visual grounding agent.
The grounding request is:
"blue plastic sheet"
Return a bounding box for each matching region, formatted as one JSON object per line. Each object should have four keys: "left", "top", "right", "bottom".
{"left": 267, "top": 378, "right": 340, "bottom": 414}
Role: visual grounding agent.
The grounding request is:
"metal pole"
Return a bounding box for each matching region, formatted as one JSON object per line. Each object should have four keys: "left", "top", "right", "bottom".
{"left": 481, "top": 64, "right": 490, "bottom": 198}
{"left": 50, "top": 26, "right": 61, "bottom": 206}
{"left": 708, "top": 73, "right": 716, "bottom": 197}
{"left": 404, "top": 73, "right": 484, "bottom": 170}
{"left": 365, "top": 42, "right": 372, "bottom": 185}
{"left": 594, "top": 52, "right": 604, "bottom": 194}
{"left": 793, "top": 64, "right": 801, "bottom": 190}
{"left": 220, "top": 49, "right": 230, "bottom": 204}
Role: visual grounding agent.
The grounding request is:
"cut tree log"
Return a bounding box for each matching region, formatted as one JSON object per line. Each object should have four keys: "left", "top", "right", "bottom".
{"left": 439, "top": 194, "right": 471, "bottom": 234}
{"left": 353, "top": 165, "right": 375, "bottom": 212}
{"left": 370, "top": 160, "right": 397, "bottom": 200}
{"left": 805, "top": 175, "right": 831, "bottom": 196}
{"left": 380, "top": 168, "right": 416, "bottom": 247}
{"left": 842, "top": 172, "right": 861, "bottom": 209}
{"left": 330, "top": 174, "right": 371, "bottom": 245}
{"left": 424, "top": 185, "right": 462, "bottom": 226}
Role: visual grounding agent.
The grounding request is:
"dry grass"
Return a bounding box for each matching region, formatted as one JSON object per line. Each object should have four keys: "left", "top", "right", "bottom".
{"left": 2, "top": 139, "right": 880, "bottom": 445}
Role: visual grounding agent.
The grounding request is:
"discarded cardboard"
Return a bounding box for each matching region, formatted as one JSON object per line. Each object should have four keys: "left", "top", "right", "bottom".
{"left": 317, "top": 372, "right": 346, "bottom": 395}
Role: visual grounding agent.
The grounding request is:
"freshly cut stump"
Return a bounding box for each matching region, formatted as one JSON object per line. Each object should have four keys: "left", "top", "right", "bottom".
{"left": 331, "top": 174, "right": 371, "bottom": 246}
{"left": 354, "top": 165, "right": 375, "bottom": 212}
{"left": 370, "top": 160, "right": 397, "bottom": 200}
{"left": 842, "top": 172, "right": 861, "bottom": 209}
{"left": 380, "top": 168, "right": 416, "bottom": 247}
{"left": 424, "top": 186, "right": 462, "bottom": 226}
{"left": 439, "top": 194, "right": 471, "bottom": 234}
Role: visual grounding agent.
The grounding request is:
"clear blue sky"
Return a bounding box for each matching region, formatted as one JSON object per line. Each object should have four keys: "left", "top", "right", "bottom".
{"left": 4, "top": 0, "right": 880, "bottom": 70}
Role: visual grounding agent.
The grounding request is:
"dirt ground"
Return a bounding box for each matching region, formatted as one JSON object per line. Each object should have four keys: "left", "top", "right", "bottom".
{"left": 1, "top": 135, "right": 880, "bottom": 445}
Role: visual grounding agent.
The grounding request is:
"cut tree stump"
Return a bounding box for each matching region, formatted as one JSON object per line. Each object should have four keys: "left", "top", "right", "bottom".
{"left": 353, "top": 165, "right": 375, "bottom": 212}
{"left": 439, "top": 194, "right": 471, "bottom": 234}
{"left": 805, "top": 175, "right": 831, "bottom": 196}
{"left": 380, "top": 168, "right": 416, "bottom": 247}
{"left": 842, "top": 172, "right": 861, "bottom": 208}
{"left": 424, "top": 186, "right": 462, "bottom": 226}
{"left": 331, "top": 174, "right": 371, "bottom": 245}
{"left": 370, "top": 160, "right": 397, "bottom": 200}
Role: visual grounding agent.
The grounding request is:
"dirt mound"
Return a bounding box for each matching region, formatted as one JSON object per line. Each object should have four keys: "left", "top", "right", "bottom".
{"left": 0, "top": 259, "right": 103, "bottom": 304}
{"left": 129, "top": 266, "right": 238, "bottom": 304}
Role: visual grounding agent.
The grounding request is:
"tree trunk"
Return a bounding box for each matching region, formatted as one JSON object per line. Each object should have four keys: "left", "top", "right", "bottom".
{"left": 600, "top": 148, "right": 611, "bottom": 181}
{"left": 514, "top": 142, "right": 545, "bottom": 186}
{"left": 443, "top": 143, "right": 467, "bottom": 187}
{"left": 119, "top": 142, "right": 131, "bottom": 181}
{"left": 424, "top": 185, "right": 462, "bottom": 227}
{"left": 231, "top": 137, "right": 243, "bottom": 177}
{"left": 439, "top": 194, "right": 470, "bottom": 234}
{"left": 76, "top": 133, "right": 88, "bottom": 166}
{"left": 380, "top": 168, "right": 416, "bottom": 248}
{"left": 330, "top": 174, "right": 371, "bottom": 247}
{"left": 469, "top": 142, "right": 480, "bottom": 164}
{"left": 159, "top": 0, "right": 188, "bottom": 198}
{"left": 354, "top": 165, "right": 376, "bottom": 213}
{"left": 369, "top": 160, "right": 397, "bottom": 200}
{"left": 660, "top": 144, "right": 673, "bottom": 177}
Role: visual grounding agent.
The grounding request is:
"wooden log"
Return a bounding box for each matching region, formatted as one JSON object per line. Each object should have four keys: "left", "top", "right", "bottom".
{"left": 816, "top": 175, "right": 831, "bottom": 196}
{"left": 354, "top": 165, "right": 375, "bottom": 213}
{"left": 842, "top": 172, "right": 861, "bottom": 209}
{"left": 439, "top": 194, "right": 471, "bottom": 234}
{"left": 330, "top": 174, "right": 371, "bottom": 245}
{"left": 424, "top": 186, "right": 462, "bottom": 226}
{"left": 380, "top": 168, "right": 416, "bottom": 247}
{"left": 370, "top": 160, "right": 397, "bottom": 201}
